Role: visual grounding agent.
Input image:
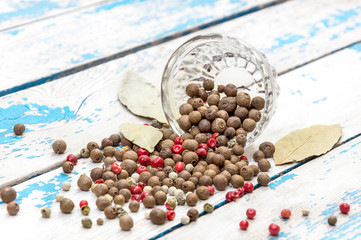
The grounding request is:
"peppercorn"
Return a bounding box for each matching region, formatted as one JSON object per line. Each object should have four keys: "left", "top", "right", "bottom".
{"left": 60, "top": 198, "right": 74, "bottom": 214}
{"left": 79, "top": 148, "right": 89, "bottom": 158}
{"left": 213, "top": 174, "right": 228, "bottom": 190}
{"left": 100, "top": 206, "right": 116, "bottom": 219}
{"left": 181, "top": 215, "right": 191, "bottom": 225}
{"left": 224, "top": 84, "right": 237, "bottom": 97}
{"left": 213, "top": 153, "right": 225, "bottom": 166}
{"left": 216, "top": 146, "right": 231, "bottom": 160}
{"left": 150, "top": 208, "right": 167, "bottom": 225}
{"left": 187, "top": 208, "right": 199, "bottom": 221}
{"left": 101, "top": 138, "right": 112, "bottom": 149}
{"left": 259, "top": 141, "right": 275, "bottom": 158}
{"left": 126, "top": 177, "right": 137, "bottom": 187}
{"left": 97, "top": 218, "right": 104, "bottom": 225}
{"left": 181, "top": 181, "right": 195, "bottom": 193}
{"left": 175, "top": 178, "right": 185, "bottom": 189}
{"left": 119, "top": 215, "right": 133, "bottom": 231}
{"left": 143, "top": 196, "right": 156, "bottom": 208}
{"left": 90, "top": 149, "right": 103, "bottom": 163}
{"left": 234, "top": 107, "right": 248, "bottom": 120}
{"left": 203, "top": 203, "right": 214, "bottom": 213}
{"left": 250, "top": 165, "right": 260, "bottom": 176}
{"left": 147, "top": 176, "right": 160, "bottom": 188}
{"left": 215, "top": 135, "right": 228, "bottom": 147}
{"left": 232, "top": 144, "right": 244, "bottom": 156}
{"left": 96, "top": 196, "right": 111, "bottom": 211}
{"left": 240, "top": 166, "right": 254, "bottom": 181}
{"left": 328, "top": 216, "right": 337, "bottom": 226}
{"left": 253, "top": 150, "right": 265, "bottom": 162}
{"left": 52, "top": 140, "right": 67, "bottom": 154}
{"left": 221, "top": 170, "right": 232, "bottom": 182}
{"left": 108, "top": 134, "right": 121, "bottom": 146}
{"left": 248, "top": 109, "right": 261, "bottom": 122}
{"left": 195, "top": 186, "right": 210, "bottom": 200}
{"left": 112, "top": 195, "right": 124, "bottom": 206}
{"left": 0, "top": 187, "right": 16, "bottom": 203}
{"left": 251, "top": 96, "right": 265, "bottom": 110}
{"left": 302, "top": 210, "right": 310, "bottom": 216}
{"left": 81, "top": 218, "right": 92, "bottom": 229}
{"left": 102, "top": 171, "right": 116, "bottom": 181}
{"left": 186, "top": 193, "right": 198, "bottom": 206}
{"left": 236, "top": 92, "right": 251, "bottom": 108}
{"left": 236, "top": 134, "right": 247, "bottom": 147}
{"left": 203, "top": 79, "right": 214, "bottom": 90}
{"left": 87, "top": 141, "right": 99, "bottom": 151}
{"left": 218, "top": 97, "right": 237, "bottom": 112}
{"left": 93, "top": 183, "right": 108, "bottom": 197}
{"left": 79, "top": 205, "right": 90, "bottom": 216}
{"left": 121, "top": 160, "right": 137, "bottom": 175}
{"left": 154, "top": 190, "right": 166, "bottom": 205}
{"left": 179, "top": 103, "right": 193, "bottom": 115}
{"left": 207, "top": 94, "right": 220, "bottom": 106}
{"left": 191, "top": 98, "right": 204, "bottom": 109}
{"left": 243, "top": 118, "right": 256, "bottom": 132}
{"left": 61, "top": 182, "right": 70, "bottom": 191}
{"left": 231, "top": 175, "right": 244, "bottom": 188}
{"left": 6, "top": 201, "right": 19, "bottom": 216}
{"left": 118, "top": 170, "right": 129, "bottom": 180}
{"left": 123, "top": 150, "right": 138, "bottom": 161}
{"left": 211, "top": 118, "right": 226, "bottom": 134}
{"left": 120, "top": 137, "right": 133, "bottom": 148}
{"left": 199, "top": 175, "right": 212, "bottom": 186}
{"left": 56, "top": 194, "right": 63, "bottom": 202}
{"left": 223, "top": 127, "right": 236, "bottom": 140}
{"left": 77, "top": 174, "right": 92, "bottom": 191}
{"left": 176, "top": 196, "right": 185, "bottom": 206}
{"left": 204, "top": 169, "right": 217, "bottom": 179}
{"left": 226, "top": 116, "right": 241, "bottom": 129}
{"left": 186, "top": 83, "right": 199, "bottom": 97}
{"left": 258, "top": 158, "right": 271, "bottom": 172}
{"left": 41, "top": 207, "right": 51, "bottom": 218}
{"left": 13, "top": 123, "right": 25, "bottom": 135}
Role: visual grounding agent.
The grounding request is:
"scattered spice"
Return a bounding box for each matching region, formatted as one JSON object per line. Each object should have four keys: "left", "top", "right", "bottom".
{"left": 7, "top": 201, "right": 19, "bottom": 216}
{"left": 41, "top": 207, "right": 51, "bottom": 218}
{"left": 13, "top": 123, "right": 25, "bottom": 135}
{"left": 82, "top": 218, "right": 92, "bottom": 229}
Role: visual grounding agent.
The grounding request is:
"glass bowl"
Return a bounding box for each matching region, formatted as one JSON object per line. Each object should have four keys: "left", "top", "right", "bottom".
{"left": 161, "top": 34, "right": 279, "bottom": 145}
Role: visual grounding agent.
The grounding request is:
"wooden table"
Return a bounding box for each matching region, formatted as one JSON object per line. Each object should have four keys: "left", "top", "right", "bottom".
{"left": 1, "top": 0, "right": 361, "bottom": 239}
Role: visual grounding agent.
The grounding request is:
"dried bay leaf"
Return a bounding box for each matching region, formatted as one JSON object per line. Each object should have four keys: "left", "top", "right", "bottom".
{"left": 274, "top": 124, "right": 342, "bottom": 165}
{"left": 118, "top": 70, "right": 167, "bottom": 123}
{"left": 119, "top": 123, "right": 162, "bottom": 152}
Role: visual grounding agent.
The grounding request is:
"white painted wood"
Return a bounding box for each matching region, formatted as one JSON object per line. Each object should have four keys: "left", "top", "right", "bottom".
{"left": 0, "top": 0, "right": 275, "bottom": 93}
{"left": 163, "top": 137, "right": 361, "bottom": 240}
{"left": 1, "top": 30, "right": 361, "bottom": 187}
{"left": 0, "top": 0, "right": 106, "bottom": 31}
{"left": 0, "top": 41, "right": 360, "bottom": 240}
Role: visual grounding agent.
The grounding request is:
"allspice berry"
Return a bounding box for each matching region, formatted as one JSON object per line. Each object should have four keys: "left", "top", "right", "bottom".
{"left": 87, "top": 141, "right": 99, "bottom": 151}
{"left": 109, "top": 134, "right": 121, "bottom": 146}
{"left": 196, "top": 186, "right": 210, "bottom": 200}
{"left": 187, "top": 208, "right": 199, "bottom": 221}
{"left": 198, "top": 119, "right": 211, "bottom": 133}
{"left": 239, "top": 166, "right": 254, "bottom": 181}
{"left": 179, "top": 115, "right": 192, "bottom": 132}
{"left": 189, "top": 111, "right": 202, "bottom": 124}
{"left": 90, "top": 149, "right": 103, "bottom": 163}
{"left": 253, "top": 150, "right": 265, "bottom": 162}
{"left": 257, "top": 173, "right": 270, "bottom": 186}
{"left": 119, "top": 215, "right": 134, "bottom": 231}
{"left": 0, "top": 187, "right": 17, "bottom": 203}
{"left": 207, "top": 94, "right": 220, "bottom": 106}
{"left": 328, "top": 216, "right": 337, "bottom": 226}
{"left": 103, "top": 146, "right": 115, "bottom": 157}
{"left": 150, "top": 208, "right": 167, "bottom": 225}
{"left": 216, "top": 110, "right": 229, "bottom": 121}
{"left": 213, "top": 174, "right": 228, "bottom": 190}
{"left": 96, "top": 196, "right": 111, "bottom": 211}
{"left": 143, "top": 196, "right": 156, "bottom": 208}
{"left": 97, "top": 218, "right": 104, "bottom": 225}
{"left": 203, "top": 79, "right": 214, "bottom": 91}
{"left": 186, "top": 193, "right": 198, "bottom": 206}
{"left": 242, "top": 118, "right": 256, "bottom": 132}
{"left": 13, "top": 123, "right": 25, "bottom": 135}
{"left": 224, "top": 84, "right": 237, "bottom": 97}
{"left": 114, "top": 195, "right": 125, "bottom": 206}
{"left": 232, "top": 144, "right": 244, "bottom": 156}
{"left": 191, "top": 98, "right": 204, "bottom": 109}
{"left": 231, "top": 175, "right": 244, "bottom": 188}
{"left": 179, "top": 103, "right": 193, "bottom": 115}
{"left": 93, "top": 183, "right": 109, "bottom": 197}
{"left": 155, "top": 191, "right": 167, "bottom": 205}
{"left": 60, "top": 198, "right": 74, "bottom": 214}
{"left": 186, "top": 83, "right": 199, "bottom": 97}
{"left": 182, "top": 139, "right": 199, "bottom": 151}
{"left": 250, "top": 165, "right": 260, "bottom": 176}
{"left": 90, "top": 167, "right": 103, "bottom": 182}
{"left": 236, "top": 92, "right": 251, "bottom": 108}
{"left": 212, "top": 118, "right": 227, "bottom": 134}
{"left": 182, "top": 181, "right": 195, "bottom": 193}
{"left": 227, "top": 116, "right": 241, "bottom": 129}
{"left": 236, "top": 134, "right": 247, "bottom": 146}
{"left": 148, "top": 176, "right": 161, "bottom": 187}
{"left": 52, "top": 140, "right": 67, "bottom": 154}
{"left": 77, "top": 174, "right": 92, "bottom": 191}
{"left": 249, "top": 109, "right": 262, "bottom": 122}
{"left": 62, "top": 161, "right": 73, "bottom": 173}
{"left": 129, "top": 200, "right": 140, "bottom": 212}
{"left": 7, "top": 201, "right": 19, "bottom": 216}
{"left": 104, "top": 206, "right": 117, "bottom": 219}
{"left": 251, "top": 96, "right": 265, "bottom": 110}
{"left": 259, "top": 141, "right": 275, "bottom": 158}
{"left": 258, "top": 158, "right": 271, "bottom": 172}
{"left": 218, "top": 97, "right": 237, "bottom": 112}
{"left": 121, "top": 137, "right": 133, "bottom": 148}
{"left": 234, "top": 107, "right": 248, "bottom": 120}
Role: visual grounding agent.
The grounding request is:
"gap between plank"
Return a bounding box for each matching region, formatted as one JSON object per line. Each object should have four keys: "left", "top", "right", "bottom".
{"left": 148, "top": 132, "right": 361, "bottom": 239}
{"left": 0, "top": 0, "right": 288, "bottom": 98}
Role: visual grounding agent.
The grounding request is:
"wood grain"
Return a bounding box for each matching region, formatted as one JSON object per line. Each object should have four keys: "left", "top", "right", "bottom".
{"left": 0, "top": 0, "right": 106, "bottom": 31}
{"left": 0, "top": 0, "right": 277, "bottom": 94}
{"left": 163, "top": 137, "right": 361, "bottom": 240}
{"left": 0, "top": 41, "right": 360, "bottom": 240}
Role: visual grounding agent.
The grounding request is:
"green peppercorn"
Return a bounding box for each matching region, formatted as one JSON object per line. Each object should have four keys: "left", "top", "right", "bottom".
{"left": 80, "top": 148, "right": 90, "bottom": 158}
{"left": 203, "top": 203, "right": 214, "bottom": 213}
{"left": 151, "top": 119, "right": 163, "bottom": 128}
{"left": 82, "top": 218, "right": 92, "bottom": 229}
{"left": 177, "top": 197, "right": 186, "bottom": 206}
{"left": 328, "top": 216, "right": 337, "bottom": 226}
{"left": 41, "top": 207, "right": 51, "bottom": 218}
{"left": 81, "top": 205, "right": 90, "bottom": 216}
{"left": 13, "top": 123, "right": 25, "bottom": 135}
{"left": 167, "top": 197, "right": 177, "bottom": 210}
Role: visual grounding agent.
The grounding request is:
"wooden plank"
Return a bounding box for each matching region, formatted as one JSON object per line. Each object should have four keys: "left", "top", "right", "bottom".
{"left": 0, "top": 40, "right": 360, "bottom": 240}
{"left": 0, "top": 0, "right": 278, "bottom": 95}
{"left": 0, "top": 0, "right": 107, "bottom": 31}
{"left": 1, "top": 11, "right": 361, "bottom": 187}
{"left": 162, "top": 137, "right": 361, "bottom": 239}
